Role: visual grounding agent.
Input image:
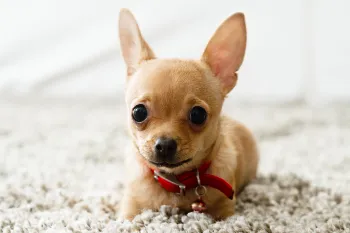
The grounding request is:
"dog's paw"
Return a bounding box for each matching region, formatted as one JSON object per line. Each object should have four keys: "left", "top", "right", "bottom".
{"left": 117, "top": 211, "right": 135, "bottom": 222}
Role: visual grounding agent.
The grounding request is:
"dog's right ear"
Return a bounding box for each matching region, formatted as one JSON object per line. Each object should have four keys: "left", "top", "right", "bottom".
{"left": 201, "top": 13, "right": 247, "bottom": 96}
{"left": 118, "top": 9, "right": 155, "bottom": 77}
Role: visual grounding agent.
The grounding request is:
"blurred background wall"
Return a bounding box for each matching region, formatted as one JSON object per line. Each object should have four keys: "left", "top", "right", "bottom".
{"left": 0, "top": 0, "right": 349, "bottom": 105}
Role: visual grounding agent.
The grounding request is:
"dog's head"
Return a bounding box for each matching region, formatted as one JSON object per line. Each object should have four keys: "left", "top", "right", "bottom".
{"left": 118, "top": 9, "right": 246, "bottom": 173}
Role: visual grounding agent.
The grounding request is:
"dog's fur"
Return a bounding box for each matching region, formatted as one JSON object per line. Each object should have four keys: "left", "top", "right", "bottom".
{"left": 118, "top": 8, "right": 259, "bottom": 220}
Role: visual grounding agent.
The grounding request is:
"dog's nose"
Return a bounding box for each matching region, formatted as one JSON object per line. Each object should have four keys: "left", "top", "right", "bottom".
{"left": 154, "top": 137, "right": 177, "bottom": 159}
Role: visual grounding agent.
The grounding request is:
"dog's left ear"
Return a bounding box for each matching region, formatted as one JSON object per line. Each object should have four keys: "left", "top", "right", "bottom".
{"left": 118, "top": 8, "right": 155, "bottom": 77}
{"left": 201, "top": 13, "right": 247, "bottom": 95}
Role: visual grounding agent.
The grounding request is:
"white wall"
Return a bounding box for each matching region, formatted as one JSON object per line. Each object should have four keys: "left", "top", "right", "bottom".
{"left": 0, "top": 0, "right": 349, "bottom": 104}
{"left": 312, "top": 0, "right": 350, "bottom": 104}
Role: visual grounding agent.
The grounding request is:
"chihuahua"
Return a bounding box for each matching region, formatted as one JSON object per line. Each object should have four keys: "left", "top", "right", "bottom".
{"left": 117, "top": 8, "right": 259, "bottom": 220}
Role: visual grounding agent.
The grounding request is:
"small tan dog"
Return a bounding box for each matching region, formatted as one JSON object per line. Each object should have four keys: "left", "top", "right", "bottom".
{"left": 118, "top": 8, "right": 259, "bottom": 220}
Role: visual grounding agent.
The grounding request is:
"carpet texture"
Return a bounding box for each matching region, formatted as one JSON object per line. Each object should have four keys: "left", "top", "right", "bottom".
{"left": 1, "top": 99, "right": 350, "bottom": 233}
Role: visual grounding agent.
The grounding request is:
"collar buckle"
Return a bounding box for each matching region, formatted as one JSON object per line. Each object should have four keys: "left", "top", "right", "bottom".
{"left": 154, "top": 170, "right": 186, "bottom": 196}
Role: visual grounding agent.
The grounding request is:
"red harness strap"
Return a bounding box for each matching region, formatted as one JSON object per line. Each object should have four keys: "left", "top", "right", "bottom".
{"left": 151, "top": 161, "right": 234, "bottom": 199}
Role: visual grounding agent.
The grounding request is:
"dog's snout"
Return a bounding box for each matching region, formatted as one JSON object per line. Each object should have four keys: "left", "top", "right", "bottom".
{"left": 154, "top": 137, "right": 177, "bottom": 159}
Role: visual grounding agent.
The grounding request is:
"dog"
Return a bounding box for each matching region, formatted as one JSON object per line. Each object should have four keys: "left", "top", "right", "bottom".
{"left": 117, "top": 8, "right": 259, "bottom": 220}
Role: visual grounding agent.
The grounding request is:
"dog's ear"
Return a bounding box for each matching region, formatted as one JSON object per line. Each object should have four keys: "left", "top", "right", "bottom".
{"left": 201, "top": 13, "right": 247, "bottom": 95}
{"left": 118, "top": 8, "right": 155, "bottom": 77}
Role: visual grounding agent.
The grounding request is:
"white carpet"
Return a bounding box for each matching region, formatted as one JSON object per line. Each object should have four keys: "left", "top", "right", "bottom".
{"left": 1, "top": 98, "right": 350, "bottom": 232}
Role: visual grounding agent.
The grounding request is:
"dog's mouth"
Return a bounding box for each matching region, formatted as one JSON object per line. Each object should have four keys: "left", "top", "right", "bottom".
{"left": 148, "top": 158, "right": 192, "bottom": 168}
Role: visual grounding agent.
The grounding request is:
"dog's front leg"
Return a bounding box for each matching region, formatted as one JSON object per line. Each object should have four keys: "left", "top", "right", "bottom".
{"left": 207, "top": 197, "right": 236, "bottom": 220}
{"left": 117, "top": 189, "right": 140, "bottom": 221}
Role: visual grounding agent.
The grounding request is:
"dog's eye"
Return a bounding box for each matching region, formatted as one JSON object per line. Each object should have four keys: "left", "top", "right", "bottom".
{"left": 132, "top": 104, "right": 148, "bottom": 123}
{"left": 189, "top": 106, "right": 207, "bottom": 125}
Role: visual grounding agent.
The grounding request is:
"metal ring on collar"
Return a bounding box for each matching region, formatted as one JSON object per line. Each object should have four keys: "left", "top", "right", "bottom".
{"left": 195, "top": 185, "right": 207, "bottom": 197}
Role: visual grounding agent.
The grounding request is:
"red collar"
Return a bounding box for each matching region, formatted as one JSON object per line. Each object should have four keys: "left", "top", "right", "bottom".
{"left": 151, "top": 161, "right": 234, "bottom": 199}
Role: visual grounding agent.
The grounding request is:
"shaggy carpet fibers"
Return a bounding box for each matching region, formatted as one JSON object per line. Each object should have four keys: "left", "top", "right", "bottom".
{"left": 0, "top": 98, "right": 350, "bottom": 232}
